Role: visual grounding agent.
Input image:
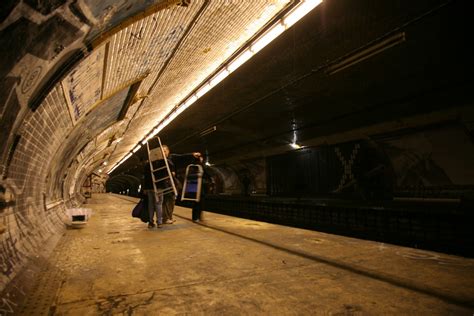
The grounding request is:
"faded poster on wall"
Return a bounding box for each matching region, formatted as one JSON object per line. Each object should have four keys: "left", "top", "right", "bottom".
{"left": 380, "top": 125, "right": 474, "bottom": 188}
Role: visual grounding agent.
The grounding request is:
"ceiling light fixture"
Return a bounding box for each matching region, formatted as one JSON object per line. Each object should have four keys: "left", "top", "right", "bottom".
{"left": 227, "top": 49, "right": 253, "bottom": 72}
{"left": 108, "top": 0, "right": 323, "bottom": 174}
{"left": 183, "top": 95, "right": 198, "bottom": 109}
{"left": 209, "top": 69, "right": 230, "bottom": 88}
{"left": 195, "top": 83, "right": 212, "bottom": 98}
{"left": 327, "top": 32, "right": 406, "bottom": 75}
{"left": 290, "top": 143, "right": 302, "bottom": 149}
{"left": 250, "top": 22, "right": 285, "bottom": 53}
{"left": 199, "top": 126, "right": 217, "bottom": 137}
{"left": 289, "top": 120, "right": 303, "bottom": 150}
{"left": 122, "top": 153, "right": 133, "bottom": 162}
{"left": 283, "top": 0, "right": 322, "bottom": 28}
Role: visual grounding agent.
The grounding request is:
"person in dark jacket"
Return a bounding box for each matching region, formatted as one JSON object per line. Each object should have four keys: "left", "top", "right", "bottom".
{"left": 161, "top": 147, "right": 176, "bottom": 224}
{"left": 161, "top": 145, "right": 201, "bottom": 224}
{"left": 191, "top": 155, "right": 211, "bottom": 222}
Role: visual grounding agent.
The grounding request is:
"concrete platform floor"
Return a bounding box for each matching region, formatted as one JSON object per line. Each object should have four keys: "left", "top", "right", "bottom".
{"left": 21, "top": 193, "right": 474, "bottom": 315}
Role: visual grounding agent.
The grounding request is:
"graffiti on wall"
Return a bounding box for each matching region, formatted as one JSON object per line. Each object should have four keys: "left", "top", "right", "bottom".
{"left": 0, "top": 183, "right": 24, "bottom": 290}
{"left": 62, "top": 46, "right": 105, "bottom": 122}
{"left": 381, "top": 126, "right": 474, "bottom": 188}
{"left": 334, "top": 144, "right": 361, "bottom": 192}
{"left": 0, "top": 2, "right": 87, "bottom": 180}
{"left": 0, "top": 181, "right": 65, "bottom": 295}
{"left": 0, "top": 296, "right": 19, "bottom": 315}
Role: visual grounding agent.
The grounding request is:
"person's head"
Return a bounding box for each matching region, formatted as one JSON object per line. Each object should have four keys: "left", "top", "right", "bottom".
{"left": 162, "top": 145, "right": 170, "bottom": 158}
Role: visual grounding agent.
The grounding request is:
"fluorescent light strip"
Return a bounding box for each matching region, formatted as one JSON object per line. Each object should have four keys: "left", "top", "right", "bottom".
{"left": 209, "top": 68, "right": 230, "bottom": 88}
{"left": 175, "top": 104, "right": 187, "bottom": 115}
{"left": 114, "top": 0, "right": 323, "bottom": 171}
{"left": 107, "top": 165, "right": 118, "bottom": 174}
{"left": 195, "top": 83, "right": 212, "bottom": 98}
{"left": 142, "top": 134, "right": 154, "bottom": 144}
{"left": 283, "top": 0, "right": 322, "bottom": 28}
{"left": 227, "top": 49, "right": 253, "bottom": 72}
{"left": 107, "top": 149, "right": 134, "bottom": 173}
{"left": 122, "top": 152, "right": 133, "bottom": 162}
{"left": 183, "top": 95, "right": 197, "bottom": 108}
{"left": 250, "top": 22, "right": 285, "bottom": 54}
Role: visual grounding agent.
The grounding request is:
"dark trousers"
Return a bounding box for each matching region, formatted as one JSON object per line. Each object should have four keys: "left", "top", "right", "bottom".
{"left": 146, "top": 190, "right": 162, "bottom": 225}
{"left": 162, "top": 193, "right": 175, "bottom": 221}
{"left": 192, "top": 200, "right": 203, "bottom": 221}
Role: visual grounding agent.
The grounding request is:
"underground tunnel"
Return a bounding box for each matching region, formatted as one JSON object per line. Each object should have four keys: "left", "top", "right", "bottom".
{"left": 1, "top": 0, "right": 474, "bottom": 314}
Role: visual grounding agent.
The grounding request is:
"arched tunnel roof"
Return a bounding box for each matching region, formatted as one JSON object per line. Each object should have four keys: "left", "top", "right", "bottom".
{"left": 106, "top": 174, "right": 141, "bottom": 192}
{"left": 1, "top": 0, "right": 474, "bottom": 310}
{"left": 1, "top": 0, "right": 473, "bottom": 185}
{"left": 1, "top": 0, "right": 300, "bottom": 184}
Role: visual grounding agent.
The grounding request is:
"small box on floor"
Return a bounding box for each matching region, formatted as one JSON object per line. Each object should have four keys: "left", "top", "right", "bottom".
{"left": 66, "top": 208, "right": 92, "bottom": 228}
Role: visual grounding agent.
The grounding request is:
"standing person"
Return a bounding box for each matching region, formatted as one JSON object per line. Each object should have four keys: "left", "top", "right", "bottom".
{"left": 191, "top": 155, "right": 211, "bottom": 222}
{"left": 241, "top": 172, "right": 251, "bottom": 196}
{"left": 161, "top": 145, "right": 201, "bottom": 224}
{"left": 162, "top": 145, "right": 176, "bottom": 224}
{"left": 142, "top": 158, "right": 163, "bottom": 229}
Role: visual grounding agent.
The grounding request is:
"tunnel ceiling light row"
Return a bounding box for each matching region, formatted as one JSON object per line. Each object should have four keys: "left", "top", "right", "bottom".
{"left": 107, "top": 0, "right": 322, "bottom": 175}
{"left": 108, "top": 152, "right": 133, "bottom": 174}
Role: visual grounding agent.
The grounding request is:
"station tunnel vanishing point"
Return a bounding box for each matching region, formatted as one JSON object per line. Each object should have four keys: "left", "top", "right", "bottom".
{"left": 1, "top": 0, "right": 474, "bottom": 314}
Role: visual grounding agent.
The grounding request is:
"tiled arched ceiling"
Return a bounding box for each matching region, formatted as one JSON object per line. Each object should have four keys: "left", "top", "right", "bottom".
{"left": 1, "top": 0, "right": 296, "bottom": 194}
{"left": 49, "top": 0, "right": 292, "bottom": 178}
{"left": 3, "top": 0, "right": 471, "bottom": 198}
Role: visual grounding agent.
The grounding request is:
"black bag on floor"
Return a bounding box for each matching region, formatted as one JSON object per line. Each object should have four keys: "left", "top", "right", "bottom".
{"left": 132, "top": 199, "right": 145, "bottom": 218}
{"left": 140, "top": 196, "right": 150, "bottom": 223}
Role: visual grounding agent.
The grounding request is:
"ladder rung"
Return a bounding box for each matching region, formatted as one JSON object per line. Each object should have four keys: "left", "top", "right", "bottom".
{"left": 147, "top": 136, "right": 176, "bottom": 196}
{"left": 155, "top": 188, "right": 175, "bottom": 195}
{"left": 152, "top": 166, "right": 167, "bottom": 172}
{"left": 154, "top": 176, "right": 170, "bottom": 183}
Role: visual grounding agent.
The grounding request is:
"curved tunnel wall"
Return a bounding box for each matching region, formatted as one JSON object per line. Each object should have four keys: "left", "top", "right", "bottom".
{"left": 0, "top": 80, "right": 90, "bottom": 293}
{"left": 1, "top": 2, "right": 90, "bottom": 293}
{"left": 0, "top": 0, "right": 297, "bottom": 296}
{"left": 0, "top": 84, "right": 89, "bottom": 293}
{"left": 2, "top": 0, "right": 474, "bottom": 301}
{"left": 0, "top": 0, "right": 172, "bottom": 295}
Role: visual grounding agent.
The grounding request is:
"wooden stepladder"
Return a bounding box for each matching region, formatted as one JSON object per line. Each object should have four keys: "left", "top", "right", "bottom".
{"left": 145, "top": 136, "right": 177, "bottom": 197}
{"left": 181, "top": 164, "right": 203, "bottom": 202}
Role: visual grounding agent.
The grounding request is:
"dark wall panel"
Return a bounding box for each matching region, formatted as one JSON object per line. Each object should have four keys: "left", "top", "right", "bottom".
{"left": 267, "top": 141, "right": 392, "bottom": 199}
{"left": 203, "top": 196, "right": 474, "bottom": 258}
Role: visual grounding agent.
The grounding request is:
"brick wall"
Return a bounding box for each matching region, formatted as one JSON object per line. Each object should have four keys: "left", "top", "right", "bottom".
{"left": 0, "top": 86, "right": 83, "bottom": 295}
